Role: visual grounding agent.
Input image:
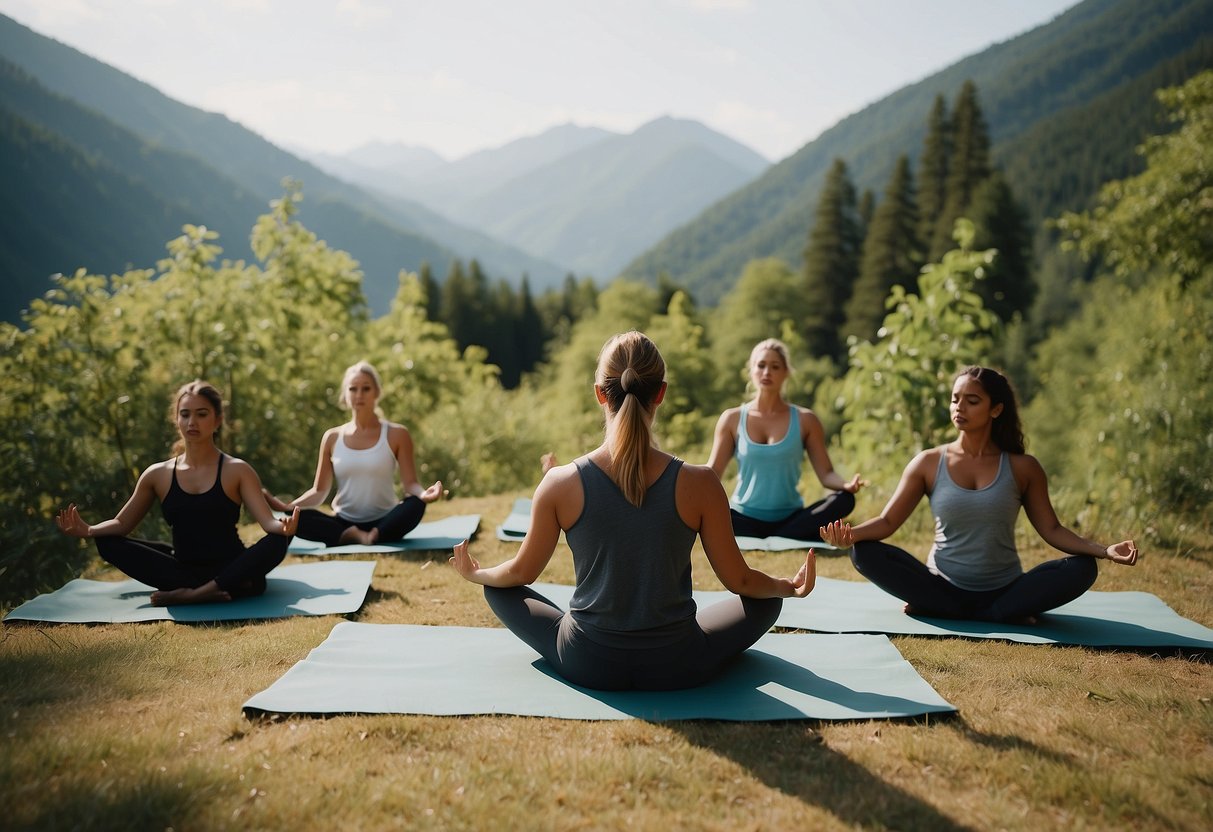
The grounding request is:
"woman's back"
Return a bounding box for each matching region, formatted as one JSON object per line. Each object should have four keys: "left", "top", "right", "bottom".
{"left": 566, "top": 456, "right": 697, "bottom": 637}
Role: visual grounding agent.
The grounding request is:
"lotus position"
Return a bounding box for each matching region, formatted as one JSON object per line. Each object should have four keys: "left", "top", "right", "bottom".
{"left": 820, "top": 366, "right": 1140, "bottom": 624}
{"left": 55, "top": 380, "right": 298, "bottom": 605}
{"left": 708, "top": 338, "right": 865, "bottom": 543}
{"left": 451, "top": 331, "right": 815, "bottom": 691}
{"left": 264, "top": 361, "right": 442, "bottom": 547}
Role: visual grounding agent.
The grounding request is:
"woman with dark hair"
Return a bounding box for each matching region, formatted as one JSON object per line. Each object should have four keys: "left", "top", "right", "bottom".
{"left": 451, "top": 331, "right": 815, "bottom": 691}
{"left": 707, "top": 338, "right": 864, "bottom": 543}
{"left": 263, "top": 360, "right": 443, "bottom": 546}
{"left": 55, "top": 380, "right": 299, "bottom": 605}
{"left": 820, "top": 366, "right": 1140, "bottom": 624}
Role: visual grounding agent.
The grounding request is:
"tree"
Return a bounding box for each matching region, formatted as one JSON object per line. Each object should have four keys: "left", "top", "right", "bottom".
{"left": 842, "top": 155, "right": 921, "bottom": 344}
{"left": 930, "top": 81, "right": 991, "bottom": 261}
{"left": 967, "top": 171, "right": 1034, "bottom": 322}
{"left": 917, "top": 95, "right": 950, "bottom": 252}
{"left": 801, "top": 158, "right": 862, "bottom": 364}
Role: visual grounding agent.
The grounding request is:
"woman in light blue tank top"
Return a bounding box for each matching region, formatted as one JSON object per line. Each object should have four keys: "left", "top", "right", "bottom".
{"left": 707, "top": 339, "right": 865, "bottom": 543}
{"left": 450, "top": 332, "right": 816, "bottom": 691}
{"left": 820, "top": 366, "right": 1140, "bottom": 624}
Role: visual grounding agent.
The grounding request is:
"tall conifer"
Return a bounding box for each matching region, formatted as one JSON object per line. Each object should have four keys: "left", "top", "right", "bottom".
{"left": 931, "top": 80, "right": 991, "bottom": 259}
{"left": 842, "top": 155, "right": 921, "bottom": 344}
{"left": 968, "top": 171, "right": 1034, "bottom": 321}
{"left": 918, "top": 95, "right": 950, "bottom": 257}
{"left": 801, "top": 158, "right": 862, "bottom": 363}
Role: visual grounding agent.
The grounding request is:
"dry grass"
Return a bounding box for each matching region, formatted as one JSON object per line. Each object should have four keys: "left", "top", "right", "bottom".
{"left": 2, "top": 493, "right": 1211, "bottom": 831}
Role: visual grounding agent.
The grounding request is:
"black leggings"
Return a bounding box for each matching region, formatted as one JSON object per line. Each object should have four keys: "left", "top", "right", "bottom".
{"left": 482, "top": 585, "right": 782, "bottom": 691}
{"left": 95, "top": 533, "right": 289, "bottom": 598}
{"left": 296, "top": 496, "right": 427, "bottom": 546}
{"left": 731, "top": 490, "right": 855, "bottom": 542}
{"left": 851, "top": 540, "right": 1099, "bottom": 622}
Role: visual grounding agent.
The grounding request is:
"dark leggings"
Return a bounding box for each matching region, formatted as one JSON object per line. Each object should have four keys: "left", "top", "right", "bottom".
{"left": 731, "top": 490, "right": 855, "bottom": 542}
{"left": 95, "top": 533, "right": 289, "bottom": 598}
{"left": 296, "top": 496, "right": 427, "bottom": 546}
{"left": 851, "top": 540, "right": 1099, "bottom": 622}
{"left": 483, "top": 585, "right": 782, "bottom": 691}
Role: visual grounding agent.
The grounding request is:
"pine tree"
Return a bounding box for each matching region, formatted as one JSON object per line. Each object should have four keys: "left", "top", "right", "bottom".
{"left": 917, "top": 94, "right": 950, "bottom": 256}
{"left": 968, "top": 171, "right": 1034, "bottom": 321}
{"left": 842, "top": 155, "right": 921, "bottom": 344}
{"left": 858, "top": 188, "right": 876, "bottom": 231}
{"left": 440, "top": 259, "right": 471, "bottom": 347}
{"left": 515, "top": 276, "right": 546, "bottom": 379}
{"left": 417, "top": 261, "right": 441, "bottom": 322}
{"left": 801, "top": 158, "right": 862, "bottom": 363}
{"left": 931, "top": 80, "right": 991, "bottom": 259}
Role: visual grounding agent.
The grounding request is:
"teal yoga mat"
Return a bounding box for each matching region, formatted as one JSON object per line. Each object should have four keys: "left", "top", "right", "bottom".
{"left": 496, "top": 498, "right": 838, "bottom": 550}
{"left": 242, "top": 621, "right": 956, "bottom": 721}
{"left": 288, "top": 514, "right": 480, "bottom": 554}
{"left": 3, "top": 561, "right": 376, "bottom": 624}
{"left": 533, "top": 579, "right": 1213, "bottom": 649}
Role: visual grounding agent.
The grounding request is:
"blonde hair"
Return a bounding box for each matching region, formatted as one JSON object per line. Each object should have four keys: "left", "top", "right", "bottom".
{"left": 170, "top": 379, "right": 224, "bottom": 455}
{"left": 596, "top": 331, "right": 666, "bottom": 507}
{"left": 337, "top": 361, "right": 383, "bottom": 409}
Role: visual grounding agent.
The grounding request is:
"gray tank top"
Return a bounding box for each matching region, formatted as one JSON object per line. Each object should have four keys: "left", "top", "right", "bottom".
{"left": 565, "top": 456, "right": 698, "bottom": 639}
{"left": 926, "top": 451, "right": 1024, "bottom": 591}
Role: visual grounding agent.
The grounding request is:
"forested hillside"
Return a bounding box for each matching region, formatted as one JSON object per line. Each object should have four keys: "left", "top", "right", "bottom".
{"left": 622, "top": 0, "right": 1213, "bottom": 305}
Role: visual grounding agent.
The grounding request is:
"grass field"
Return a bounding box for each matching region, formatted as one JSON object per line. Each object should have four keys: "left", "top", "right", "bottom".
{"left": 2, "top": 493, "right": 1211, "bottom": 831}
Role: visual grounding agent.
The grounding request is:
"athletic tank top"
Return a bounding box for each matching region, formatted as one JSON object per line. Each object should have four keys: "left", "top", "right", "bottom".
{"left": 566, "top": 457, "right": 698, "bottom": 639}
{"left": 729, "top": 403, "right": 804, "bottom": 521}
{"left": 330, "top": 421, "right": 399, "bottom": 523}
{"left": 161, "top": 454, "right": 243, "bottom": 563}
{"left": 927, "top": 451, "right": 1023, "bottom": 591}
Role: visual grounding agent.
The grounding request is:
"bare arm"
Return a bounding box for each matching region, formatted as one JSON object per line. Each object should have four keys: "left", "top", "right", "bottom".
{"left": 450, "top": 467, "right": 568, "bottom": 587}
{"left": 683, "top": 464, "right": 814, "bottom": 599}
{"left": 55, "top": 463, "right": 161, "bottom": 538}
{"left": 234, "top": 459, "right": 299, "bottom": 536}
{"left": 265, "top": 429, "right": 338, "bottom": 511}
{"left": 819, "top": 450, "right": 933, "bottom": 547}
{"left": 391, "top": 424, "right": 443, "bottom": 502}
{"left": 801, "top": 408, "right": 866, "bottom": 494}
{"left": 1018, "top": 455, "right": 1139, "bottom": 565}
{"left": 706, "top": 409, "right": 738, "bottom": 480}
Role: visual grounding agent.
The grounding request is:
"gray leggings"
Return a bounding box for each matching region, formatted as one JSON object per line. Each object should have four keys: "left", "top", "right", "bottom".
{"left": 483, "top": 585, "right": 782, "bottom": 691}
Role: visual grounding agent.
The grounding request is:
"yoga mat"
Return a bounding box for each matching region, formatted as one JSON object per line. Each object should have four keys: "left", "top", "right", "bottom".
{"left": 288, "top": 514, "right": 480, "bottom": 554}
{"left": 242, "top": 621, "right": 956, "bottom": 721}
{"left": 496, "top": 498, "right": 838, "bottom": 550}
{"left": 3, "top": 561, "right": 376, "bottom": 624}
{"left": 534, "top": 578, "right": 1213, "bottom": 649}
{"left": 495, "top": 498, "right": 531, "bottom": 541}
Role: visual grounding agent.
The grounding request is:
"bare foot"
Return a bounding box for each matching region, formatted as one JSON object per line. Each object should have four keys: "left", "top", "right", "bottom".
{"left": 151, "top": 585, "right": 232, "bottom": 606}
{"left": 338, "top": 526, "right": 379, "bottom": 546}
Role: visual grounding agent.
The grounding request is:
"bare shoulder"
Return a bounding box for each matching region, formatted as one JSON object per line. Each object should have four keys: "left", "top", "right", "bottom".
{"left": 677, "top": 461, "right": 725, "bottom": 493}
{"left": 140, "top": 458, "right": 175, "bottom": 486}
{"left": 795, "top": 405, "right": 823, "bottom": 430}
{"left": 537, "top": 459, "right": 581, "bottom": 492}
{"left": 911, "top": 445, "right": 945, "bottom": 473}
{"left": 1008, "top": 452, "right": 1046, "bottom": 487}
{"left": 716, "top": 406, "right": 742, "bottom": 429}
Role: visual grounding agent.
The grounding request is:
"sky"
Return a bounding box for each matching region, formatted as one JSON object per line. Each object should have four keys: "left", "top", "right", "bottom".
{"left": 1, "top": 0, "right": 1080, "bottom": 163}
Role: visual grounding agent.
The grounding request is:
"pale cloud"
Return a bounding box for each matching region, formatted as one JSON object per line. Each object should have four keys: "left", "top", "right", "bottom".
{"left": 5, "top": 0, "right": 101, "bottom": 26}
{"left": 220, "top": 0, "right": 272, "bottom": 12}
{"left": 711, "top": 99, "right": 794, "bottom": 160}
{"left": 669, "top": 0, "right": 753, "bottom": 12}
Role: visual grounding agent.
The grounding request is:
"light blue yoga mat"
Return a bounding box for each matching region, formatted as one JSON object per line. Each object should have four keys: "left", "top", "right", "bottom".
{"left": 288, "top": 514, "right": 480, "bottom": 554}
{"left": 496, "top": 498, "right": 838, "bottom": 550}
{"left": 242, "top": 621, "right": 956, "bottom": 721}
{"left": 3, "top": 561, "right": 376, "bottom": 624}
{"left": 532, "top": 578, "right": 1213, "bottom": 649}
{"left": 495, "top": 498, "right": 531, "bottom": 541}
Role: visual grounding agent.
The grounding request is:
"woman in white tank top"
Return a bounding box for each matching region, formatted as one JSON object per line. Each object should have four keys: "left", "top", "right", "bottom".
{"left": 264, "top": 361, "right": 444, "bottom": 547}
{"left": 820, "top": 366, "right": 1140, "bottom": 624}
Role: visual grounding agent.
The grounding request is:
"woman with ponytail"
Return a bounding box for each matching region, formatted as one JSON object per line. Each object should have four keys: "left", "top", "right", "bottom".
{"left": 820, "top": 366, "right": 1140, "bottom": 624}
{"left": 451, "top": 331, "right": 815, "bottom": 691}
{"left": 55, "top": 380, "right": 299, "bottom": 605}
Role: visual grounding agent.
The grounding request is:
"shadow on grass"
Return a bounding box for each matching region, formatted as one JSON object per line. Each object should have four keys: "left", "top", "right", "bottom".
{"left": 673, "top": 720, "right": 976, "bottom": 832}
{"left": 0, "top": 631, "right": 166, "bottom": 710}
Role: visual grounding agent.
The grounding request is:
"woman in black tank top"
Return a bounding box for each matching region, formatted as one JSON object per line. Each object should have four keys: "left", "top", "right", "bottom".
{"left": 55, "top": 380, "right": 300, "bottom": 605}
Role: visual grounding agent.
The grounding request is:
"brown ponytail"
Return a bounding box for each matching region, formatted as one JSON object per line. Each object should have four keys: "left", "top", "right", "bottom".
{"left": 596, "top": 332, "right": 666, "bottom": 506}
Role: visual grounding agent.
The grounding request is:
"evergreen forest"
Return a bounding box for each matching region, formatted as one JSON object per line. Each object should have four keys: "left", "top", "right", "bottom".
{"left": 2, "top": 70, "right": 1210, "bottom": 606}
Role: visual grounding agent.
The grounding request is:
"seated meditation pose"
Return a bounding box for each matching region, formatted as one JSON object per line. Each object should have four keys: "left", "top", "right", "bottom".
{"left": 264, "top": 361, "right": 443, "bottom": 546}
{"left": 820, "top": 365, "right": 1140, "bottom": 624}
{"left": 450, "top": 331, "right": 815, "bottom": 691}
{"left": 707, "top": 338, "right": 865, "bottom": 542}
{"left": 54, "top": 380, "right": 299, "bottom": 605}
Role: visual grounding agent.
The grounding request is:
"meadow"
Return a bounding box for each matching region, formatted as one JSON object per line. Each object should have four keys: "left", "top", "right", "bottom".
{"left": 2, "top": 492, "right": 1210, "bottom": 832}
